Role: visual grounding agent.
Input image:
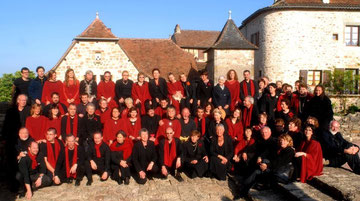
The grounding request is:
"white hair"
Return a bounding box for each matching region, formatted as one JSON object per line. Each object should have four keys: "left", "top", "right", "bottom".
{"left": 245, "top": 96, "right": 254, "bottom": 105}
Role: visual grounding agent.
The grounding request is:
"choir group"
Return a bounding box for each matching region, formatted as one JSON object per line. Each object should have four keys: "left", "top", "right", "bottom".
{"left": 4, "top": 66, "right": 360, "bottom": 199}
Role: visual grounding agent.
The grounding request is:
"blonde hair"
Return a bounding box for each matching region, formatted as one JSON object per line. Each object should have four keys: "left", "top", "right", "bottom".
{"left": 279, "top": 134, "right": 294, "bottom": 147}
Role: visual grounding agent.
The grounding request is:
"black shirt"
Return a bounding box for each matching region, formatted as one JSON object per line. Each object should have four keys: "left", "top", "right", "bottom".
{"left": 14, "top": 77, "right": 32, "bottom": 96}
{"left": 18, "top": 153, "right": 46, "bottom": 184}
{"left": 115, "top": 79, "right": 134, "bottom": 101}
{"left": 132, "top": 140, "right": 158, "bottom": 172}
{"left": 141, "top": 114, "right": 160, "bottom": 135}
{"left": 180, "top": 118, "right": 197, "bottom": 137}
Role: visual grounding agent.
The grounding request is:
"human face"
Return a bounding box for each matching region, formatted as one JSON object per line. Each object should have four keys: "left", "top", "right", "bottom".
{"left": 116, "top": 134, "right": 125, "bottom": 144}
{"left": 37, "top": 68, "right": 44, "bottom": 78}
{"left": 68, "top": 105, "right": 76, "bottom": 116}
{"left": 180, "top": 74, "right": 187, "bottom": 82}
{"left": 140, "top": 131, "right": 149, "bottom": 142}
{"left": 233, "top": 109, "right": 240, "bottom": 119}
{"left": 218, "top": 78, "right": 225, "bottom": 85}
{"left": 168, "top": 74, "right": 176, "bottom": 83}
{"left": 86, "top": 73, "right": 93, "bottom": 81}
{"left": 216, "top": 126, "right": 225, "bottom": 137}
{"left": 304, "top": 127, "right": 313, "bottom": 139}
{"left": 181, "top": 108, "right": 190, "bottom": 119}
{"left": 315, "top": 86, "right": 323, "bottom": 96}
{"left": 22, "top": 70, "right": 29, "bottom": 79}
{"left": 138, "top": 74, "right": 145, "bottom": 83}
{"left": 17, "top": 95, "right": 27, "bottom": 107}
{"left": 244, "top": 129, "right": 252, "bottom": 139}
{"left": 191, "top": 135, "right": 199, "bottom": 143}
{"left": 275, "top": 124, "right": 284, "bottom": 132}
{"left": 93, "top": 133, "right": 103, "bottom": 144}
{"left": 259, "top": 115, "right": 267, "bottom": 125}
{"left": 330, "top": 121, "right": 340, "bottom": 133}
{"left": 51, "top": 72, "right": 57, "bottom": 80}
{"left": 285, "top": 86, "right": 292, "bottom": 95}
{"left": 261, "top": 128, "right": 271, "bottom": 140}
{"left": 166, "top": 128, "right": 174, "bottom": 140}
{"left": 276, "top": 81, "right": 282, "bottom": 89}
{"left": 229, "top": 71, "right": 236, "bottom": 80}
{"left": 112, "top": 109, "right": 120, "bottom": 118}
{"left": 66, "top": 136, "right": 76, "bottom": 148}
{"left": 299, "top": 87, "right": 307, "bottom": 95}
{"left": 243, "top": 72, "right": 250, "bottom": 80}
{"left": 122, "top": 72, "right": 129, "bottom": 81}
{"left": 160, "top": 100, "right": 168, "bottom": 108}
{"left": 214, "top": 112, "right": 221, "bottom": 121}
{"left": 280, "top": 102, "right": 289, "bottom": 111}
{"left": 153, "top": 70, "right": 160, "bottom": 79}
{"left": 28, "top": 142, "right": 39, "bottom": 156}
{"left": 87, "top": 105, "right": 95, "bottom": 115}
{"left": 51, "top": 108, "right": 59, "bottom": 117}
{"left": 81, "top": 95, "right": 89, "bottom": 104}
{"left": 307, "top": 118, "right": 315, "bottom": 126}
{"left": 68, "top": 70, "right": 74, "bottom": 79}
{"left": 259, "top": 81, "right": 265, "bottom": 90}
{"left": 295, "top": 82, "right": 300, "bottom": 91}
{"left": 244, "top": 98, "right": 251, "bottom": 108}
{"left": 125, "top": 100, "right": 133, "bottom": 109}
{"left": 147, "top": 109, "right": 155, "bottom": 117}
{"left": 52, "top": 95, "right": 60, "bottom": 103}
{"left": 279, "top": 138, "right": 289, "bottom": 149}
{"left": 269, "top": 86, "right": 276, "bottom": 94}
{"left": 205, "top": 105, "right": 212, "bottom": 112}
{"left": 19, "top": 128, "right": 29, "bottom": 140}
{"left": 99, "top": 100, "right": 108, "bottom": 109}
{"left": 130, "top": 110, "right": 137, "bottom": 118}
{"left": 46, "top": 130, "right": 56, "bottom": 142}
{"left": 197, "top": 109, "right": 204, "bottom": 118}
{"left": 200, "top": 74, "right": 208, "bottom": 81}
{"left": 104, "top": 73, "right": 111, "bottom": 82}
{"left": 33, "top": 106, "right": 41, "bottom": 116}
{"left": 167, "top": 108, "right": 176, "bottom": 119}
{"left": 288, "top": 122, "right": 297, "bottom": 132}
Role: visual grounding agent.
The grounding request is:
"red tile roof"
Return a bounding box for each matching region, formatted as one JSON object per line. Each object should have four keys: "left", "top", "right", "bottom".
{"left": 118, "top": 39, "right": 198, "bottom": 79}
{"left": 77, "top": 17, "right": 117, "bottom": 39}
{"left": 172, "top": 30, "right": 220, "bottom": 48}
{"left": 279, "top": 0, "right": 360, "bottom": 4}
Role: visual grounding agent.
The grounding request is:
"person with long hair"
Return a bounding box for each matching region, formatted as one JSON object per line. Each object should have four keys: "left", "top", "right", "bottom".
{"left": 225, "top": 69, "right": 240, "bottom": 112}
{"left": 44, "top": 104, "right": 62, "bottom": 140}
{"left": 225, "top": 108, "right": 243, "bottom": 142}
{"left": 62, "top": 69, "right": 80, "bottom": 106}
{"left": 25, "top": 104, "right": 46, "bottom": 141}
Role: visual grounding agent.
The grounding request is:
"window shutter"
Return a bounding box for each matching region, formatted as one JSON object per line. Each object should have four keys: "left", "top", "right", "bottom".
{"left": 299, "top": 70, "right": 308, "bottom": 84}
{"left": 322, "top": 70, "right": 331, "bottom": 86}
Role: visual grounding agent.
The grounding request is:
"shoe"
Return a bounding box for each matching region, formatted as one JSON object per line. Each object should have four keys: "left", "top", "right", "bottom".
{"left": 175, "top": 173, "right": 184, "bottom": 182}
{"left": 117, "top": 178, "right": 123, "bottom": 185}
{"left": 75, "top": 180, "right": 81, "bottom": 186}
{"left": 18, "top": 191, "right": 25, "bottom": 198}
{"left": 161, "top": 175, "right": 168, "bottom": 180}
{"left": 86, "top": 180, "right": 92, "bottom": 186}
{"left": 67, "top": 178, "right": 74, "bottom": 184}
{"left": 124, "top": 177, "right": 130, "bottom": 185}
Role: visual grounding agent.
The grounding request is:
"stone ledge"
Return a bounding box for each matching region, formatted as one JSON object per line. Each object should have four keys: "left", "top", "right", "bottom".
{"left": 276, "top": 182, "right": 333, "bottom": 201}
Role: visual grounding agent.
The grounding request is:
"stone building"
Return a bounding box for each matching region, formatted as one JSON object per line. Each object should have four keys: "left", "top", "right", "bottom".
{"left": 240, "top": 0, "right": 360, "bottom": 90}
{"left": 51, "top": 13, "right": 197, "bottom": 82}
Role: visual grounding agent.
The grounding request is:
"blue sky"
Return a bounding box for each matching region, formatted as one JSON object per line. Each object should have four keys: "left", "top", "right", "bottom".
{"left": 0, "top": 0, "right": 272, "bottom": 76}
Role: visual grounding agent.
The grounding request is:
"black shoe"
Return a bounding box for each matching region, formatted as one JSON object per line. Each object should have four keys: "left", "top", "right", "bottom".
{"left": 175, "top": 173, "right": 184, "bottom": 182}
{"left": 18, "top": 191, "right": 25, "bottom": 198}
{"left": 161, "top": 175, "right": 168, "bottom": 180}
{"left": 75, "top": 180, "right": 81, "bottom": 186}
{"left": 124, "top": 177, "right": 130, "bottom": 185}
{"left": 67, "top": 178, "right": 74, "bottom": 184}
{"left": 117, "top": 178, "right": 123, "bottom": 185}
{"left": 86, "top": 180, "right": 92, "bottom": 186}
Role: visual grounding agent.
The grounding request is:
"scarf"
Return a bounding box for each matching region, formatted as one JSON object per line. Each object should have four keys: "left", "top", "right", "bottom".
{"left": 46, "top": 140, "right": 60, "bottom": 168}
{"left": 242, "top": 80, "right": 255, "bottom": 97}
{"left": 195, "top": 116, "right": 206, "bottom": 137}
{"left": 28, "top": 152, "right": 38, "bottom": 170}
{"left": 65, "top": 145, "right": 78, "bottom": 178}
{"left": 110, "top": 139, "right": 133, "bottom": 160}
{"left": 95, "top": 142, "right": 103, "bottom": 158}
{"left": 164, "top": 139, "right": 177, "bottom": 167}
{"left": 66, "top": 115, "right": 78, "bottom": 137}
{"left": 242, "top": 105, "right": 253, "bottom": 127}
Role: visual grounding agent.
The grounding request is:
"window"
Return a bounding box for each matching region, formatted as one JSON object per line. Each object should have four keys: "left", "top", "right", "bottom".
{"left": 95, "top": 52, "right": 102, "bottom": 60}
{"left": 251, "top": 32, "right": 260, "bottom": 47}
{"left": 345, "top": 26, "right": 359, "bottom": 46}
{"left": 307, "top": 70, "right": 322, "bottom": 86}
{"left": 333, "top": 34, "right": 338, "bottom": 41}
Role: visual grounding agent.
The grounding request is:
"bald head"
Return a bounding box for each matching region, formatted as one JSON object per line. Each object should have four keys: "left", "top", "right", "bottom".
{"left": 330, "top": 120, "right": 340, "bottom": 134}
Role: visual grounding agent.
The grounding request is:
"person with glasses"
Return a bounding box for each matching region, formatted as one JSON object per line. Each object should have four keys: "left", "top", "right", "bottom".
{"left": 115, "top": 70, "right": 133, "bottom": 107}
{"left": 131, "top": 72, "right": 151, "bottom": 115}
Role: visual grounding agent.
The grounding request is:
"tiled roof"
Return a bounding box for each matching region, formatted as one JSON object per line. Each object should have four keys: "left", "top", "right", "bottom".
{"left": 76, "top": 17, "right": 118, "bottom": 39}
{"left": 172, "top": 30, "right": 220, "bottom": 48}
{"left": 209, "top": 19, "right": 257, "bottom": 50}
{"left": 118, "top": 39, "right": 198, "bottom": 79}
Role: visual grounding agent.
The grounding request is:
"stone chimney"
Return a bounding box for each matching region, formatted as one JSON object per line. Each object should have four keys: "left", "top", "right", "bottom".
{"left": 174, "top": 24, "right": 181, "bottom": 34}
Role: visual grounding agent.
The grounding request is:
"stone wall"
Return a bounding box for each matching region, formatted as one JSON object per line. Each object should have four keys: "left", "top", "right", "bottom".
{"left": 56, "top": 40, "right": 139, "bottom": 82}
{"left": 330, "top": 94, "right": 360, "bottom": 113}
{"left": 241, "top": 10, "right": 360, "bottom": 83}
{"left": 212, "top": 49, "right": 255, "bottom": 83}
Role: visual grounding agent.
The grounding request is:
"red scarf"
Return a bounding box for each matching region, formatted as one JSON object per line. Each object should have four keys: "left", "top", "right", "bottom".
{"left": 195, "top": 117, "right": 206, "bottom": 137}
{"left": 28, "top": 152, "right": 38, "bottom": 170}
{"left": 46, "top": 140, "right": 60, "bottom": 168}
{"left": 164, "top": 139, "right": 177, "bottom": 167}
{"left": 95, "top": 142, "right": 103, "bottom": 158}
{"left": 110, "top": 139, "right": 133, "bottom": 160}
{"left": 57, "top": 103, "right": 65, "bottom": 115}
{"left": 242, "top": 105, "right": 254, "bottom": 127}
{"left": 65, "top": 145, "right": 78, "bottom": 178}
{"left": 242, "top": 80, "right": 255, "bottom": 97}
{"left": 66, "top": 115, "right": 78, "bottom": 137}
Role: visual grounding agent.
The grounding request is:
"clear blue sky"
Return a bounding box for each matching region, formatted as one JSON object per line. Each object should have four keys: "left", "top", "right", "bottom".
{"left": 0, "top": 0, "right": 272, "bottom": 76}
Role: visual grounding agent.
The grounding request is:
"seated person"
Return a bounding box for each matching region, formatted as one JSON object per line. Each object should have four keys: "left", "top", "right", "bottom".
{"left": 76, "top": 93, "right": 90, "bottom": 117}
{"left": 209, "top": 124, "right": 234, "bottom": 181}
{"left": 110, "top": 131, "right": 133, "bottom": 185}
{"left": 40, "top": 128, "right": 65, "bottom": 185}
{"left": 179, "top": 107, "right": 196, "bottom": 142}
{"left": 16, "top": 127, "right": 35, "bottom": 161}
{"left": 55, "top": 134, "right": 86, "bottom": 186}
{"left": 16, "top": 141, "right": 52, "bottom": 199}
{"left": 275, "top": 99, "right": 295, "bottom": 126}
{"left": 141, "top": 105, "right": 161, "bottom": 141}
{"left": 233, "top": 127, "right": 255, "bottom": 175}
{"left": 322, "top": 120, "right": 360, "bottom": 174}
{"left": 225, "top": 108, "right": 244, "bottom": 142}
{"left": 287, "top": 118, "right": 304, "bottom": 150}
{"left": 294, "top": 124, "right": 323, "bottom": 183}
{"left": 194, "top": 107, "right": 210, "bottom": 138}
{"left": 43, "top": 92, "right": 67, "bottom": 117}
{"left": 182, "top": 130, "right": 209, "bottom": 178}
{"left": 132, "top": 128, "right": 159, "bottom": 184}
{"left": 156, "top": 105, "right": 182, "bottom": 142}
{"left": 85, "top": 132, "right": 111, "bottom": 185}
{"left": 158, "top": 127, "right": 183, "bottom": 181}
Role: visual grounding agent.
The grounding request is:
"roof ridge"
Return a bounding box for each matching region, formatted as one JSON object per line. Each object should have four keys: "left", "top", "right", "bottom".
{"left": 179, "top": 29, "right": 220, "bottom": 32}
{"left": 77, "top": 18, "right": 117, "bottom": 38}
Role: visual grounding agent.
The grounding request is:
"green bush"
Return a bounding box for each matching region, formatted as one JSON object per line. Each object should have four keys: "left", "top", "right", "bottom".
{"left": 347, "top": 105, "right": 360, "bottom": 114}
{"left": 0, "top": 71, "right": 35, "bottom": 102}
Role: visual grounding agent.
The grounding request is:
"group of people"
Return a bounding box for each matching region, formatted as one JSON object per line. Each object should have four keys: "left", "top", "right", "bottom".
{"left": 3, "top": 66, "right": 360, "bottom": 199}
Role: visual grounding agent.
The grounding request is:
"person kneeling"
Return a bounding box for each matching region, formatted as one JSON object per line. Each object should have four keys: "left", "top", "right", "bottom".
{"left": 16, "top": 141, "right": 52, "bottom": 199}
{"left": 85, "top": 132, "right": 111, "bottom": 185}
{"left": 182, "top": 130, "right": 209, "bottom": 178}
{"left": 158, "top": 127, "right": 183, "bottom": 181}
{"left": 110, "top": 130, "right": 133, "bottom": 185}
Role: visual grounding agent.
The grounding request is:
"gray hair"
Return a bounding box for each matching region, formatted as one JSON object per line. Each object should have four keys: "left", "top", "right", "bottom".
{"left": 85, "top": 70, "right": 93, "bottom": 75}
{"left": 245, "top": 96, "right": 254, "bottom": 105}
{"left": 216, "top": 123, "right": 225, "bottom": 130}
{"left": 86, "top": 103, "right": 95, "bottom": 109}
{"left": 139, "top": 128, "right": 149, "bottom": 135}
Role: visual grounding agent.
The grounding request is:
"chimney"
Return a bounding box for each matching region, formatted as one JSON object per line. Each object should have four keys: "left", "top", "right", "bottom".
{"left": 174, "top": 24, "right": 181, "bottom": 34}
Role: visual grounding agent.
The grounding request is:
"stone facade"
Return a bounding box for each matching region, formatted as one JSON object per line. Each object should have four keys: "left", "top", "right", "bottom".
{"left": 241, "top": 10, "right": 360, "bottom": 84}
{"left": 207, "top": 49, "right": 255, "bottom": 82}
{"left": 55, "top": 40, "right": 138, "bottom": 82}
{"left": 330, "top": 94, "right": 360, "bottom": 113}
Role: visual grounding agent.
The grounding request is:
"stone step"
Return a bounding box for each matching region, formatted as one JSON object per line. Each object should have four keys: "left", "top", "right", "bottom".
{"left": 276, "top": 182, "right": 334, "bottom": 201}
{"left": 249, "top": 188, "right": 289, "bottom": 201}
{"left": 309, "top": 167, "right": 360, "bottom": 201}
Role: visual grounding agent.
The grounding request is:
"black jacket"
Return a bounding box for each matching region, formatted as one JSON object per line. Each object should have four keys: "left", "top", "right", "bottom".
{"left": 149, "top": 78, "right": 168, "bottom": 100}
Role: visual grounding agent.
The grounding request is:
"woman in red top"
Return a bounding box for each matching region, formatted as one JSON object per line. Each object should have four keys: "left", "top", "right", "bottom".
{"left": 62, "top": 69, "right": 80, "bottom": 107}
{"left": 225, "top": 70, "right": 240, "bottom": 112}
{"left": 42, "top": 70, "right": 63, "bottom": 105}
{"left": 103, "top": 107, "right": 124, "bottom": 146}
{"left": 233, "top": 127, "right": 255, "bottom": 175}
{"left": 131, "top": 73, "right": 152, "bottom": 115}
{"left": 294, "top": 124, "right": 323, "bottom": 183}
{"left": 44, "top": 104, "right": 62, "bottom": 141}
{"left": 95, "top": 98, "right": 112, "bottom": 125}
{"left": 167, "top": 73, "right": 184, "bottom": 115}
{"left": 121, "top": 98, "right": 138, "bottom": 119}
{"left": 204, "top": 102, "right": 214, "bottom": 120}
{"left": 125, "top": 107, "right": 142, "bottom": 142}
{"left": 25, "top": 103, "right": 46, "bottom": 141}
{"left": 97, "top": 71, "right": 117, "bottom": 109}
{"left": 225, "top": 108, "right": 243, "bottom": 142}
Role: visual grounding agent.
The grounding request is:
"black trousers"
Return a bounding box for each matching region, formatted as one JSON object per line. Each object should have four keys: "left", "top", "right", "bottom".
{"left": 184, "top": 159, "right": 208, "bottom": 178}
{"left": 16, "top": 172, "right": 52, "bottom": 191}
{"left": 111, "top": 164, "right": 131, "bottom": 181}
{"left": 134, "top": 164, "right": 159, "bottom": 185}
{"left": 85, "top": 160, "right": 107, "bottom": 181}
{"left": 329, "top": 153, "right": 360, "bottom": 174}
{"left": 209, "top": 156, "right": 231, "bottom": 180}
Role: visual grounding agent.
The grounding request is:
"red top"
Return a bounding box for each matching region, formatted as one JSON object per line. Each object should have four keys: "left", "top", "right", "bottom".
{"left": 234, "top": 138, "right": 255, "bottom": 155}
{"left": 225, "top": 80, "right": 240, "bottom": 111}
{"left": 110, "top": 139, "right": 133, "bottom": 160}
{"left": 41, "top": 81, "right": 63, "bottom": 104}
{"left": 299, "top": 139, "right": 323, "bottom": 183}
{"left": 276, "top": 93, "right": 299, "bottom": 112}
{"left": 131, "top": 82, "right": 151, "bottom": 115}
{"left": 155, "top": 107, "right": 167, "bottom": 119}
{"left": 97, "top": 80, "right": 117, "bottom": 108}
{"left": 44, "top": 118, "right": 62, "bottom": 139}
{"left": 102, "top": 118, "right": 125, "bottom": 144}
{"left": 95, "top": 108, "right": 112, "bottom": 125}
{"left": 167, "top": 81, "right": 184, "bottom": 114}
{"left": 156, "top": 118, "right": 182, "bottom": 143}
{"left": 25, "top": 116, "right": 46, "bottom": 141}
{"left": 62, "top": 80, "right": 80, "bottom": 106}
{"left": 225, "top": 118, "right": 244, "bottom": 141}
{"left": 125, "top": 118, "right": 142, "bottom": 139}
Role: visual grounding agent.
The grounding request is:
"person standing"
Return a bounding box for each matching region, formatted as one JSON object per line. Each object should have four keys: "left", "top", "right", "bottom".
{"left": 28, "top": 66, "right": 47, "bottom": 105}
{"left": 115, "top": 70, "right": 133, "bottom": 107}
{"left": 13, "top": 67, "right": 32, "bottom": 105}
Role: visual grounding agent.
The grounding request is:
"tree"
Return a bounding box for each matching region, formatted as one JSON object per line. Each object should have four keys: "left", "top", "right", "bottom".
{"left": 325, "top": 67, "right": 360, "bottom": 95}
{"left": 0, "top": 71, "right": 35, "bottom": 102}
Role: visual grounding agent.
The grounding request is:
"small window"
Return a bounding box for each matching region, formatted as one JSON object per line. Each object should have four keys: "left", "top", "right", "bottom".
{"left": 95, "top": 52, "right": 102, "bottom": 61}
{"left": 333, "top": 34, "right": 338, "bottom": 41}
{"left": 345, "top": 26, "right": 359, "bottom": 46}
{"left": 251, "top": 32, "right": 260, "bottom": 47}
{"left": 307, "top": 70, "right": 322, "bottom": 86}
